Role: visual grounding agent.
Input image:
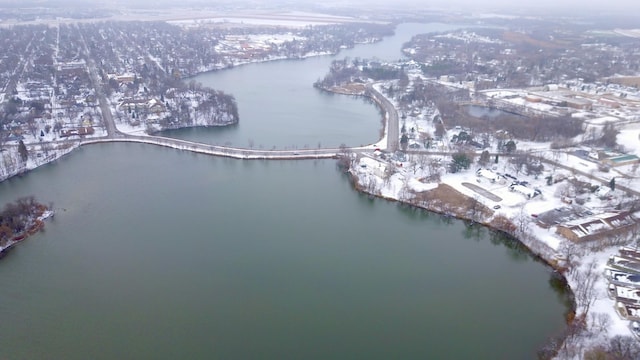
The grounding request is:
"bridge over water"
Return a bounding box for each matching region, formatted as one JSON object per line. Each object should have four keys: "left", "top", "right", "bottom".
{"left": 82, "top": 135, "right": 352, "bottom": 160}
{"left": 81, "top": 70, "right": 397, "bottom": 161}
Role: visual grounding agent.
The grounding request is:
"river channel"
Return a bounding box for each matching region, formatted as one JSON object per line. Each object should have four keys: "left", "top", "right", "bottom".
{"left": 0, "top": 23, "right": 569, "bottom": 359}
{"left": 166, "top": 23, "right": 461, "bottom": 149}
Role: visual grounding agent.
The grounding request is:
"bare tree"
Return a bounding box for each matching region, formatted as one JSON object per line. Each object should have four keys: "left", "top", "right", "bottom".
{"left": 600, "top": 335, "right": 640, "bottom": 360}
{"left": 336, "top": 143, "right": 351, "bottom": 171}
{"left": 559, "top": 242, "right": 582, "bottom": 274}
{"left": 18, "top": 140, "right": 28, "bottom": 163}
{"left": 589, "top": 312, "right": 610, "bottom": 336}
{"left": 467, "top": 195, "right": 482, "bottom": 222}
{"left": 572, "top": 259, "right": 598, "bottom": 316}
{"left": 383, "top": 163, "right": 396, "bottom": 186}
{"left": 515, "top": 208, "right": 531, "bottom": 236}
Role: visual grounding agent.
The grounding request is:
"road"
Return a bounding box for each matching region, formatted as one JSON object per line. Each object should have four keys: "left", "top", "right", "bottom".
{"left": 82, "top": 136, "right": 345, "bottom": 160}
{"left": 2, "top": 33, "right": 36, "bottom": 96}
{"left": 367, "top": 83, "right": 399, "bottom": 151}
{"left": 71, "top": 62, "right": 640, "bottom": 199}
{"left": 79, "top": 27, "right": 120, "bottom": 138}
{"left": 528, "top": 154, "right": 640, "bottom": 197}
{"left": 73, "top": 80, "right": 396, "bottom": 160}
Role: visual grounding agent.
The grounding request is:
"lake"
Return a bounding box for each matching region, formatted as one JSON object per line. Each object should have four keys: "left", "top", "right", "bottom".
{"left": 0, "top": 22, "right": 568, "bottom": 359}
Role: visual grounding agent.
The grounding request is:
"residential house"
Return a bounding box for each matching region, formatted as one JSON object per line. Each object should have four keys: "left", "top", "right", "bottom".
{"left": 556, "top": 211, "right": 637, "bottom": 242}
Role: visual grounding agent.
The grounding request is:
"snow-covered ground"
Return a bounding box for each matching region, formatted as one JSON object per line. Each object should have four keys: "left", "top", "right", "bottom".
{"left": 350, "top": 149, "right": 638, "bottom": 356}
{"left": 170, "top": 17, "right": 336, "bottom": 28}
{"left": 0, "top": 140, "right": 79, "bottom": 182}
{"left": 348, "top": 77, "right": 640, "bottom": 358}
{"left": 167, "top": 11, "right": 374, "bottom": 28}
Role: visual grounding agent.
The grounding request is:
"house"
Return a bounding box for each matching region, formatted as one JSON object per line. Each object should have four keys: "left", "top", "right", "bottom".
{"left": 599, "top": 97, "right": 621, "bottom": 108}
{"left": 509, "top": 184, "right": 540, "bottom": 199}
{"left": 612, "top": 285, "right": 640, "bottom": 303}
{"left": 616, "top": 302, "right": 640, "bottom": 321}
{"left": 81, "top": 114, "right": 93, "bottom": 127}
{"left": 114, "top": 74, "right": 136, "bottom": 84}
{"left": 595, "top": 186, "right": 612, "bottom": 199}
{"left": 556, "top": 211, "right": 637, "bottom": 242}
{"left": 476, "top": 168, "right": 500, "bottom": 182}
{"left": 564, "top": 97, "right": 592, "bottom": 110}
{"left": 118, "top": 98, "right": 148, "bottom": 112}
{"left": 603, "top": 154, "right": 640, "bottom": 167}
{"left": 147, "top": 99, "right": 165, "bottom": 114}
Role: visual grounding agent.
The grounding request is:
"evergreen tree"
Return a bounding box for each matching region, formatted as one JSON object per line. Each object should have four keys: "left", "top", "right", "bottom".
{"left": 18, "top": 140, "right": 28, "bottom": 162}
{"left": 478, "top": 150, "right": 490, "bottom": 166}
{"left": 450, "top": 152, "right": 471, "bottom": 173}
{"left": 400, "top": 134, "right": 409, "bottom": 151}
{"left": 504, "top": 140, "right": 517, "bottom": 153}
{"left": 610, "top": 177, "right": 616, "bottom": 191}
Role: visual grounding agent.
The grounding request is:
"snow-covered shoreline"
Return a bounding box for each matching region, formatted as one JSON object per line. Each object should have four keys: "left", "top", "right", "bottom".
{"left": 324, "top": 75, "right": 640, "bottom": 358}
{"left": 0, "top": 141, "right": 81, "bottom": 184}
{"left": 0, "top": 51, "right": 338, "bottom": 185}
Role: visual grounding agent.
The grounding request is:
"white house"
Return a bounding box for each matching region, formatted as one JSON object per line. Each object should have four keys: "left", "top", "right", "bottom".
{"left": 476, "top": 168, "right": 501, "bottom": 182}
{"left": 509, "top": 184, "right": 539, "bottom": 199}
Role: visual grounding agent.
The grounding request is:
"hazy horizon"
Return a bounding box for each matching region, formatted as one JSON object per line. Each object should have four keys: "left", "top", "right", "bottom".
{"left": 2, "top": 0, "right": 640, "bottom": 14}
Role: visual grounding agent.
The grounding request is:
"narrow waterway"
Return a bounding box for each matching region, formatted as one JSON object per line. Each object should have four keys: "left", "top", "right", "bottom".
{"left": 165, "top": 23, "right": 461, "bottom": 148}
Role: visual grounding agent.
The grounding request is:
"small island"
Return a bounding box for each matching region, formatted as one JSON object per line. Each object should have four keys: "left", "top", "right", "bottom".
{"left": 0, "top": 197, "right": 52, "bottom": 257}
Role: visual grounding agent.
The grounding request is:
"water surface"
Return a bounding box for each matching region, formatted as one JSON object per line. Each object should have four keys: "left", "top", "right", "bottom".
{"left": 0, "top": 144, "right": 568, "bottom": 359}
{"left": 0, "top": 22, "right": 568, "bottom": 359}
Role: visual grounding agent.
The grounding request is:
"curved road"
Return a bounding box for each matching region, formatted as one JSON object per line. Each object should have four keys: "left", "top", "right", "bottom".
{"left": 367, "top": 83, "right": 398, "bottom": 151}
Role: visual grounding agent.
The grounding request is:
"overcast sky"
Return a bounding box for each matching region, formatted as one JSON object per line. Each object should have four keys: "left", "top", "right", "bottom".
{"left": 2, "top": 0, "right": 640, "bottom": 14}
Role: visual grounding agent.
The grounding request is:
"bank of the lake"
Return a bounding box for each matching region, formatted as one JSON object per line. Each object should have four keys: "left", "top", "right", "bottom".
{"left": 0, "top": 143, "right": 570, "bottom": 359}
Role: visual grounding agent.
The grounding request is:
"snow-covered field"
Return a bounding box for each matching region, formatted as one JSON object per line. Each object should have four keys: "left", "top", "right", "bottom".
{"left": 167, "top": 11, "right": 366, "bottom": 28}
{"left": 170, "top": 17, "right": 336, "bottom": 28}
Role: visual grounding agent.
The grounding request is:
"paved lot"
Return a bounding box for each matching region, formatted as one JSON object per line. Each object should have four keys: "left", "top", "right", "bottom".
{"left": 461, "top": 182, "right": 503, "bottom": 202}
